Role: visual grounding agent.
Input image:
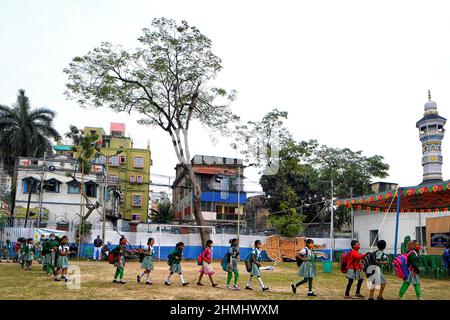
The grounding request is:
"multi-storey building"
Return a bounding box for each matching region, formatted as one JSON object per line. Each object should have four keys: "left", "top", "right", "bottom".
{"left": 56, "top": 122, "right": 151, "bottom": 223}
{"left": 171, "top": 155, "right": 247, "bottom": 226}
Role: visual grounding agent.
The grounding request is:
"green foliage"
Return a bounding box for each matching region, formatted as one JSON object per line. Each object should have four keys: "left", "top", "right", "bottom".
{"left": 75, "top": 222, "right": 92, "bottom": 242}
{"left": 232, "top": 108, "right": 292, "bottom": 172}
{"left": 151, "top": 200, "right": 174, "bottom": 223}
{"left": 0, "top": 89, "right": 61, "bottom": 175}
{"left": 268, "top": 187, "right": 304, "bottom": 237}
{"left": 64, "top": 125, "right": 98, "bottom": 175}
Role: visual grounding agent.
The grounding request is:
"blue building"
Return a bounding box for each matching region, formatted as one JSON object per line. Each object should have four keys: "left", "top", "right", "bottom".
{"left": 171, "top": 155, "right": 247, "bottom": 227}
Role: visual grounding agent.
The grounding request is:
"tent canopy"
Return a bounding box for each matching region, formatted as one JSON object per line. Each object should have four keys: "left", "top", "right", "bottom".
{"left": 336, "top": 180, "right": 450, "bottom": 213}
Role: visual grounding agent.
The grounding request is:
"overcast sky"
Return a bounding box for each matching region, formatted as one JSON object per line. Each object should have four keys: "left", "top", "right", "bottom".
{"left": 1, "top": 0, "right": 450, "bottom": 195}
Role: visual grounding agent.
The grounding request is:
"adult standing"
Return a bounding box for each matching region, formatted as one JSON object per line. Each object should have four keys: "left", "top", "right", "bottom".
{"left": 93, "top": 235, "right": 103, "bottom": 261}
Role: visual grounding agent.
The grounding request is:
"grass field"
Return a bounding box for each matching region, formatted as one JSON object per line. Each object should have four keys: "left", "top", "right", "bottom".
{"left": 1, "top": 260, "right": 449, "bottom": 300}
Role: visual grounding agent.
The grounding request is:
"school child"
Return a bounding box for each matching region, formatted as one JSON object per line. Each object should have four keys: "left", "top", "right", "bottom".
{"left": 197, "top": 240, "right": 218, "bottom": 287}
{"left": 344, "top": 240, "right": 367, "bottom": 299}
{"left": 398, "top": 240, "right": 423, "bottom": 300}
{"left": 137, "top": 237, "right": 155, "bottom": 285}
{"left": 165, "top": 242, "right": 189, "bottom": 286}
{"left": 23, "top": 238, "right": 36, "bottom": 270}
{"left": 13, "top": 239, "right": 21, "bottom": 263}
{"left": 368, "top": 240, "right": 388, "bottom": 300}
{"left": 245, "top": 240, "right": 269, "bottom": 291}
{"left": 225, "top": 238, "right": 240, "bottom": 290}
{"left": 443, "top": 242, "right": 450, "bottom": 277}
{"left": 19, "top": 238, "right": 26, "bottom": 268}
{"left": 291, "top": 239, "right": 318, "bottom": 296}
{"left": 55, "top": 236, "right": 70, "bottom": 282}
{"left": 1, "top": 239, "right": 11, "bottom": 262}
{"left": 112, "top": 237, "right": 128, "bottom": 284}
{"left": 42, "top": 234, "right": 60, "bottom": 277}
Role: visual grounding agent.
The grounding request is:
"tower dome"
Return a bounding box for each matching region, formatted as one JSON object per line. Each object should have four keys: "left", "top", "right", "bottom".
{"left": 424, "top": 90, "right": 437, "bottom": 113}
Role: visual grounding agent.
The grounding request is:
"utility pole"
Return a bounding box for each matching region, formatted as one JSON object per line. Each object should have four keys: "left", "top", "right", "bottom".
{"left": 237, "top": 166, "right": 241, "bottom": 240}
{"left": 350, "top": 187, "right": 354, "bottom": 239}
{"left": 330, "top": 179, "right": 334, "bottom": 262}
{"left": 37, "top": 152, "right": 47, "bottom": 227}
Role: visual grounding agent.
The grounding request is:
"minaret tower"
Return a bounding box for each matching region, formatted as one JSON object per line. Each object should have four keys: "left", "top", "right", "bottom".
{"left": 416, "top": 90, "right": 447, "bottom": 184}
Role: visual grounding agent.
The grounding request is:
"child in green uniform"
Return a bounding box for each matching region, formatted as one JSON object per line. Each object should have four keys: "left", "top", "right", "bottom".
{"left": 137, "top": 237, "right": 155, "bottom": 285}
{"left": 245, "top": 240, "right": 269, "bottom": 291}
{"left": 19, "top": 238, "right": 26, "bottom": 269}
{"left": 226, "top": 238, "right": 240, "bottom": 290}
{"left": 23, "top": 238, "right": 36, "bottom": 270}
{"left": 55, "top": 236, "right": 70, "bottom": 282}
{"left": 1, "top": 239, "right": 11, "bottom": 262}
{"left": 399, "top": 240, "right": 423, "bottom": 300}
{"left": 43, "top": 234, "right": 60, "bottom": 277}
{"left": 368, "top": 240, "right": 388, "bottom": 300}
{"left": 291, "top": 239, "right": 319, "bottom": 296}
{"left": 112, "top": 237, "right": 128, "bottom": 284}
{"left": 165, "top": 242, "right": 189, "bottom": 286}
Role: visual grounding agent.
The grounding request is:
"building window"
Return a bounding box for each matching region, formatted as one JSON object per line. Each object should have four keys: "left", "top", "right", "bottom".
{"left": 136, "top": 175, "right": 143, "bottom": 184}
{"left": 109, "top": 155, "right": 120, "bottom": 167}
{"left": 369, "top": 230, "right": 379, "bottom": 247}
{"left": 22, "top": 178, "right": 40, "bottom": 194}
{"left": 43, "top": 179, "right": 61, "bottom": 193}
{"left": 85, "top": 181, "right": 98, "bottom": 198}
{"left": 119, "top": 155, "right": 126, "bottom": 164}
{"left": 107, "top": 174, "right": 118, "bottom": 185}
{"left": 130, "top": 175, "right": 136, "bottom": 184}
{"left": 133, "top": 156, "right": 144, "bottom": 168}
{"left": 67, "top": 180, "right": 80, "bottom": 194}
{"left": 131, "top": 194, "right": 142, "bottom": 207}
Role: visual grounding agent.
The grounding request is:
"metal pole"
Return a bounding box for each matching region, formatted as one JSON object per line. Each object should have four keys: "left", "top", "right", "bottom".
{"left": 330, "top": 180, "right": 334, "bottom": 262}
{"left": 101, "top": 157, "right": 108, "bottom": 243}
{"left": 237, "top": 167, "right": 241, "bottom": 240}
{"left": 418, "top": 210, "right": 423, "bottom": 252}
{"left": 394, "top": 188, "right": 402, "bottom": 256}
{"left": 350, "top": 187, "right": 354, "bottom": 239}
{"left": 37, "top": 152, "right": 47, "bottom": 227}
{"left": 158, "top": 224, "right": 161, "bottom": 260}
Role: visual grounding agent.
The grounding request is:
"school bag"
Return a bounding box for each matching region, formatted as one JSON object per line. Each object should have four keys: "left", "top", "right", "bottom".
{"left": 362, "top": 250, "right": 380, "bottom": 275}
{"left": 442, "top": 248, "right": 450, "bottom": 268}
{"left": 108, "top": 251, "right": 115, "bottom": 264}
{"left": 139, "top": 251, "right": 145, "bottom": 263}
{"left": 197, "top": 254, "right": 203, "bottom": 266}
{"left": 340, "top": 250, "right": 352, "bottom": 273}
{"left": 220, "top": 252, "right": 230, "bottom": 272}
{"left": 296, "top": 247, "right": 310, "bottom": 267}
{"left": 393, "top": 251, "right": 415, "bottom": 280}
{"left": 244, "top": 252, "right": 253, "bottom": 272}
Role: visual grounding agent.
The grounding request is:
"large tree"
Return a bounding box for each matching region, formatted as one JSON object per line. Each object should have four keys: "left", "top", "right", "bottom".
{"left": 0, "top": 89, "right": 61, "bottom": 216}
{"left": 64, "top": 18, "right": 237, "bottom": 245}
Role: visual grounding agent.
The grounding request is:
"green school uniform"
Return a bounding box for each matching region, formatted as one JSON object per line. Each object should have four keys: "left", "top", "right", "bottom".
{"left": 227, "top": 246, "right": 240, "bottom": 273}
{"left": 250, "top": 248, "right": 262, "bottom": 277}
{"left": 298, "top": 247, "right": 317, "bottom": 278}
{"left": 43, "top": 239, "right": 60, "bottom": 267}
{"left": 112, "top": 245, "right": 126, "bottom": 269}
{"left": 169, "top": 248, "right": 183, "bottom": 274}
{"left": 19, "top": 243, "right": 26, "bottom": 262}
{"left": 23, "top": 244, "right": 35, "bottom": 261}
{"left": 56, "top": 245, "right": 70, "bottom": 269}
{"left": 140, "top": 245, "right": 155, "bottom": 271}
{"left": 405, "top": 251, "right": 420, "bottom": 285}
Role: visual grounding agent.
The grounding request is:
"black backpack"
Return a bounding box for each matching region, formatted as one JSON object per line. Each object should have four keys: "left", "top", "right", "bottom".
{"left": 296, "top": 247, "right": 310, "bottom": 267}
{"left": 362, "top": 250, "right": 381, "bottom": 274}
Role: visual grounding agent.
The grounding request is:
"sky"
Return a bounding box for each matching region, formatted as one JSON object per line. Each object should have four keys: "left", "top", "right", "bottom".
{"left": 1, "top": 0, "right": 450, "bottom": 196}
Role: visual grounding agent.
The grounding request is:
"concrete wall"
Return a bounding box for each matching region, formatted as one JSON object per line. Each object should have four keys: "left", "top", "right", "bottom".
{"left": 354, "top": 210, "right": 450, "bottom": 253}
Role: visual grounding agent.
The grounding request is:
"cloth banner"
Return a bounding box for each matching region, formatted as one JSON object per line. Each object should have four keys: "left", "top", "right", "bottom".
{"left": 33, "top": 228, "right": 67, "bottom": 244}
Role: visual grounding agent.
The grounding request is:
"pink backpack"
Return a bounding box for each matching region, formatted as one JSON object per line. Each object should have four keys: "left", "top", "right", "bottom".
{"left": 393, "top": 251, "right": 414, "bottom": 280}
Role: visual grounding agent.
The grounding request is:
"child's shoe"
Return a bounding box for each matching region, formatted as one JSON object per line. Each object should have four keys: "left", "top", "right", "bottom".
{"left": 307, "top": 292, "right": 317, "bottom": 297}
{"left": 245, "top": 286, "right": 253, "bottom": 290}
{"left": 291, "top": 284, "right": 297, "bottom": 294}
{"left": 233, "top": 285, "right": 240, "bottom": 290}
{"left": 136, "top": 275, "right": 141, "bottom": 283}
{"left": 146, "top": 281, "right": 152, "bottom": 285}
{"left": 164, "top": 281, "right": 171, "bottom": 286}
{"left": 262, "top": 287, "right": 269, "bottom": 291}
{"left": 182, "top": 282, "right": 190, "bottom": 286}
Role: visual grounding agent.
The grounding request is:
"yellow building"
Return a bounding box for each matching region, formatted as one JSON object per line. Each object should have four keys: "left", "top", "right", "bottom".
{"left": 83, "top": 123, "right": 151, "bottom": 222}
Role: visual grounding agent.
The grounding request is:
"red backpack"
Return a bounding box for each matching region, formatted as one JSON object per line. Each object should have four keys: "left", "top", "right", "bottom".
{"left": 108, "top": 252, "right": 116, "bottom": 264}
{"left": 340, "top": 251, "right": 352, "bottom": 273}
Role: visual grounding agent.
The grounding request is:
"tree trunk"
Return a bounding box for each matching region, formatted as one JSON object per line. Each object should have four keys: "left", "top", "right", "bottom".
{"left": 9, "top": 158, "right": 19, "bottom": 221}
{"left": 183, "top": 163, "right": 210, "bottom": 247}
{"left": 24, "top": 181, "right": 33, "bottom": 228}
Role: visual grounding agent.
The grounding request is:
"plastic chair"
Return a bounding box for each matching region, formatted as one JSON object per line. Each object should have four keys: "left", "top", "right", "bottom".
{"left": 430, "top": 255, "right": 446, "bottom": 279}
{"left": 418, "top": 255, "right": 430, "bottom": 277}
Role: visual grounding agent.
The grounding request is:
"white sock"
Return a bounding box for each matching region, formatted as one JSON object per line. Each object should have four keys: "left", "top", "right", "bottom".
{"left": 257, "top": 277, "right": 265, "bottom": 288}
{"left": 246, "top": 277, "right": 252, "bottom": 287}
{"left": 140, "top": 272, "right": 145, "bottom": 278}
{"left": 146, "top": 273, "right": 150, "bottom": 282}
{"left": 180, "top": 274, "right": 186, "bottom": 284}
{"left": 166, "top": 274, "right": 172, "bottom": 283}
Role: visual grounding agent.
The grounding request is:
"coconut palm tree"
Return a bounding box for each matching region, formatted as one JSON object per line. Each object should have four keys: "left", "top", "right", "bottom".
{"left": 0, "top": 89, "right": 61, "bottom": 217}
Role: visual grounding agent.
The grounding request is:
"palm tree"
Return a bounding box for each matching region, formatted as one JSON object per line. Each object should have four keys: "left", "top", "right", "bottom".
{"left": 0, "top": 89, "right": 61, "bottom": 217}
